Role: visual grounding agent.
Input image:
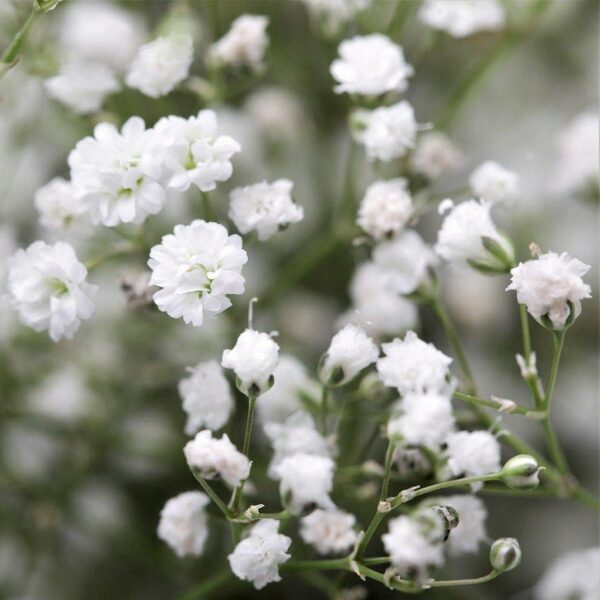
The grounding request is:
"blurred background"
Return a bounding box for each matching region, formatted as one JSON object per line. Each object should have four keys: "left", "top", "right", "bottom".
{"left": 0, "top": 1, "right": 598, "bottom": 598}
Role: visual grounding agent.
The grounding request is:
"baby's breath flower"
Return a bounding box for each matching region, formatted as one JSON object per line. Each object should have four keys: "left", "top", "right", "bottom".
{"left": 419, "top": 0, "right": 505, "bottom": 38}
{"left": 34, "top": 177, "right": 88, "bottom": 232}
{"left": 470, "top": 161, "right": 520, "bottom": 205}
{"left": 411, "top": 132, "right": 463, "bottom": 180}
{"left": 300, "top": 508, "right": 358, "bottom": 555}
{"left": 445, "top": 431, "right": 501, "bottom": 480}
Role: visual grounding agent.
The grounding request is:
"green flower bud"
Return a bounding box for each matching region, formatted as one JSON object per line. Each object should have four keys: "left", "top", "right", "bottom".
{"left": 490, "top": 538, "right": 521, "bottom": 573}
{"left": 34, "top": 0, "right": 62, "bottom": 12}
{"left": 501, "top": 454, "right": 542, "bottom": 490}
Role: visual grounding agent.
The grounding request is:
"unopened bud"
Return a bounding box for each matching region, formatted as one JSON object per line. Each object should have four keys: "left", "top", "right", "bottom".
{"left": 243, "top": 504, "right": 265, "bottom": 522}
{"left": 501, "top": 455, "right": 542, "bottom": 490}
{"left": 490, "top": 537, "right": 521, "bottom": 573}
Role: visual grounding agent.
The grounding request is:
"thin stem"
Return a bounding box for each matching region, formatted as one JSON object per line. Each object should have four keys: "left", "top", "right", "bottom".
{"left": 200, "top": 191, "right": 216, "bottom": 222}
{"left": 176, "top": 569, "right": 233, "bottom": 600}
{"left": 190, "top": 468, "right": 232, "bottom": 518}
{"left": 453, "top": 391, "right": 543, "bottom": 418}
{"left": 362, "top": 556, "right": 391, "bottom": 566}
{"left": 386, "top": 0, "right": 418, "bottom": 39}
{"left": 519, "top": 303, "right": 532, "bottom": 360}
{"left": 540, "top": 418, "right": 569, "bottom": 475}
{"left": 429, "top": 570, "right": 500, "bottom": 588}
{"left": 319, "top": 385, "right": 329, "bottom": 435}
{"left": 543, "top": 330, "right": 565, "bottom": 412}
{"left": 281, "top": 558, "right": 349, "bottom": 573}
{"left": 380, "top": 441, "right": 395, "bottom": 502}
{"left": 85, "top": 246, "right": 137, "bottom": 272}
{"left": 1, "top": 9, "right": 42, "bottom": 70}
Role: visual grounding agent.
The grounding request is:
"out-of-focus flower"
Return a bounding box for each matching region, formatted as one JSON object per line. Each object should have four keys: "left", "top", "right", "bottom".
{"left": 507, "top": 252, "right": 591, "bottom": 330}
{"left": 154, "top": 110, "right": 241, "bottom": 192}
{"left": 178, "top": 360, "right": 234, "bottom": 435}
{"left": 435, "top": 199, "right": 514, "bottom": 271}
{"left": 34, "top": 177, "right": 88, "bottom": 232}
{"left": 183, "top": 430, "right": 251, "bottom": 487}
{"left": 69, "top": 117, "right": 165, "bottom": 226}
{"left": 208, "top": 15, "right": 269, "bottom": 71}
{"left": 534, "top": 547, "right": 600, "bottom": 600}
{"left": 377, "top": 331, "right": 453, "bottom": 396}
{"left": 274, "top": 453, "right": 335, "bottom": 512}
{"left": 228, "top": 520, "right": 291, "bottom": 590}
{"left": 411, "top": 132, "right": 463, "bottom": 180}
{"left": 157, "top": 491, "right": 209, "bottom": 557}
{"left": 126, "top": 35, "right": 193, "bottom": 98}
{"left": 352, "top": 101, "right": 417, "bottom": 161}
{"left": 301, "top": 0, "right": 371, "bottom": 34}
{"left": 330, "top": 34, "right": 413, "bottom": 96}
{"left": 229, "top": 179, "right": 304, "bottom": 241}
{"left": 357, "top": 178, "right": 413, "bottom": 240}
{"left": 300, "top": 508, "right": 358, "bottom": 555}
{"left": 419, "top": 0, "right": 505, "bottom": 38}
{"left": 45, "top": 60, "right": 120, "bottom": 115}
{"left": 445, "top": 431, "right": 501, "bottom": 479}
{"left": 6, "top": 241, "right": 96, "bottom": 341}
{"left": 148, "top": 220, "right": 247, "bottom": 327}
{"left": 470, "top": 161, "right": 520, "bottom": 205}
{"left": 222, "top": 329, "right": 279, "bottom": 396}
{"left": 318, "top": 324, "right": 379, "bottom": 386}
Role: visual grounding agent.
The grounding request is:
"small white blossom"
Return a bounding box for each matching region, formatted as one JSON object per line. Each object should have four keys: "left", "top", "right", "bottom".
{"left": 301, "top": 0, "right": 371, "bottom": 34}
{"left": 372, "top": 230, "right": 437, "bottom": 295}
{"left": 228, "top": 520, "right": 291, "bottom": 590}
{"left": 274, "top": 453, "right": 335, "bottom": 512}
{"left": 34, "top": 177, "right": 87, "bottom": 232}
{"left": 331, "top": 34, "right": 413, "bottom": 96}
{"left": 470, "top": 161, "right": 519, "bottom": 205}
{"left": 264, "top": 412, "right": 331, "bottom": 477}
{"left": 431, "top": 495, "right": 487, "bottom": 556}
{"left": 419, "top": 0, "right": 505, "bottom": 38}
{"left": 126, "top": 35, "right": 193, "bottom": 98}
{"left": 148, "top": 220, "right": 247, "bottom": 327}
{"left": 183, "top": 429, "right": 251, "bottom": 487}
{"left": 435, "top": 199, "right": 514, "bottom": 269}
{"left": 157, "top": 491, "right": 209, "bottom": 558}
{"left": 178, "top": 360, "right": 233, "bottom": 435}
{"left": 209, "top": 15, "right": 269, "bottom": 71}
{"left": 507, "top": 252, "right": 591, "bottom": 330}
{"left": 300, "top": 508, "right": 358, "bottom": 555}
{"left": 388, "top": 393, "right": 455, "bottom": 449}
{"left": 377, "top": 331, "right": 453, "bottom": 396}
{"left": 319, "top": 324, "right": 379, "bottom": 386}
{"left": 222, "top": 329, "right": 279, "bottom": 396}
{"left": 45, "top": 60, "right": 120, "bottom": 115}
{"left": 535, "top": 547, "right": 600, "bottom": 600}
{"left": 411, "top": 132, "right": 463, "bottom": 180}
{"left": 68, "top": 116, "right": 165, "bottom": 226}
{"left": 353, "top": 101, "right": 417, "bottom": 162}
{"left": 6, "top": 241, "right": 96, "bottom": 342}
{"left": 357, "top": 179, "right": 413, "bottom": 240}
{"left": 154, "top": 110, "right": 241, "bottom": 192}
{"left": 445, "top": 431, "right": 501, "bottom": 479}
{"left": 229, "top": 179, "right": 304, "bottom": 241}
{"left": 257, "top": 355, "right": 320, "bottom": 423}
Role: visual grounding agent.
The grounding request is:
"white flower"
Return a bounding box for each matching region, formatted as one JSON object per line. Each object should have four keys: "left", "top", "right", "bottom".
{"left": 228, "top": 520, "right": 291, "bottom": 590}
{"left": 411, "top": 132, "right": 463, "bottom": 180}
{"left": 388, "top": 393, "right": 455, "bottom": 449}
{"left": 178, "top": 360, "right": 234, "bottom": 435}
{"left": 430, "top": 495, "right": 487, "bottom": 556}
{"left": 222, "top": 329, "right": 280, "bottom": 396}
{"left": 59, "top": 2, "right": 145, "bottom": 72}
{"left": 382, "top": 513, "right": 445, "bottom": 581}
{"left": 330, "top": 34, "right": 413, "bottom": 96}
{"left": 148, "top": 220, "right": 247, "bottom": 327}
{"left": 229, "top": 179, "right": 304, "bottom": 241}
{"left": 357, "top": 179, "right": 413, "bottom": 239}
{"left": 435, "top": 199, "right": 514, "bottom": 270}
{"left": 154, "top": 110, "right": 241, "bottom": 192}
{"left": 372, "top": 230, "right": 437, "bottom": 295}
{"left": 353, "top": 101, "right": 417, "bottom": 162}
{"left": 209, "top": 15, "right": 269, "bottom": 70}
{"left": 126, "top": 35, "right": 193, "bottom": 98}
{"left": 34, "top": 177, "right": 87, "bottom": 232}
{"left": 6, "top": 241, "right": 96, "bottom": 342}
{"left": 300, "top": 508, "right": 358, "bottom": 555}
{"left": 535, "top": 547, "right": 600, "bottom": 600}
{"left": 264, "top": 412, "right": 331, "bottom": 477}
{"left": 157, "top": 491, "right": 209, "bottom": 558}
{"left": 377, "top": 331, "right": 453, "bottom": 396}
{"left": 319, "top": 324, "right": 379, "bottom": 386}
{"left": 419, "top": 0, "right": 505, "bottom": 38}
{"left": 68, "top": 116, "right": 165, "bottom": 226}
{"left": 507, "top": 252, "right": 591, "bottom": 329}
{"left": 183, "top": 429, "right": 251, "bottom": 487}
{"left": 45, "top": 60, "right": 120, "bottom": 115}
{"left": 301, "top": 0, "right": 371, "bottom": 34}
{"left": 470, "top": 161, "right": 519, "bottom": 204}
{"left": 257, "top": 355, "right": 320, "bottom": 423}
{"left": 445, "top": 431, "right": 501, "bottom": 478}
{"left": 274, "top": 453, "right": 335, "bottom": 512}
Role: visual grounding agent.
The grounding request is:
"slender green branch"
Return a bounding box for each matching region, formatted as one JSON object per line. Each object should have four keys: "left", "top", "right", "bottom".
{"left": 386, "top": 0, "right": 418, "bottom": 39}
{"left": 380, "top": 441, "right": 395, "bottom": 502}
{"left": 429, "top": 570, "right": 500, "bottom": 588}
{"left": 1, "top": 9, "right": 42, "bottom": 73}
{"left": 543, "top": 330, "right": 565, "bottom": 412}
{"left": 519, "top": 303, "right": 532, "bottom": 360}
{"left": 85, "top": 246, "right": 138, "bottom": 272}
{"left": 190, "top": 468, "right": 232, "bottom": 518}
{"left": 453, "top": 391, "right": 544, "bottom": 418}
{"left": 176, "top": 569, "right": 233, "bottom": 600}
{"left": 281, "top": 558, "right": 349, "bottom": 573}
{"left": 201, "top": 191, "right": 216, "bottom": 222}
{"left": 540, "top": 418, "right": 569, "bottom": 475}
{"left": 319, "top": 385, "right": 330, "bottom": 435}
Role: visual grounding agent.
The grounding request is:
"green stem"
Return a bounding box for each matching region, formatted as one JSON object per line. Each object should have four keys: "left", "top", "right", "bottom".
{"left": 429, "top": 570, "right": 500, "bottom": 588}
{"left": 201, "top": 191, "right": 216, "bottom": 222}
{"left": 85, "top": 246, "right": 137, "bottom": 272}
{"left": 380, "top": 441, "right": 395, "bottom": 502}
{"left": 190, "top": 469, "right": 232, "bottom": 518}
{"left": 176, "top": 569, "right": 233, "bottom": 600}
{"left": 519, "top": 303, "right": 532, "bottom": 360}
{"left": 362, "top": 556, "right": 391, "bottom": 566}
{"left": 281, "top": 558, "right": 349, "bottom": 573}
{"left": 1, "top": 9, "right": 42, "bottom": 70}
{"left": 543, "top": 330, "right": 565, "bottom": 412}
{"left": 386, "top": 0, "right": 418, "bottom": 39}
{"left": 319, "top": 385, "right": 329, "bottom": 435}
{"left": 540, "top": 418, "right": 569, "bottom": 475}
{"left": 453, "top": 391, "right": 543, "bottom": 418}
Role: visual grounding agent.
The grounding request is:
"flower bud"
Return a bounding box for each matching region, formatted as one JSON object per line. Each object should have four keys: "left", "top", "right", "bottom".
{"left": 34, "top": 0, "right": 62, "bottom": 12}
{"left": 490, "top": 537, "right": 521, "bottom": 573}
{"left": 501, "top": 455, "right": 542, "bottom": 490}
